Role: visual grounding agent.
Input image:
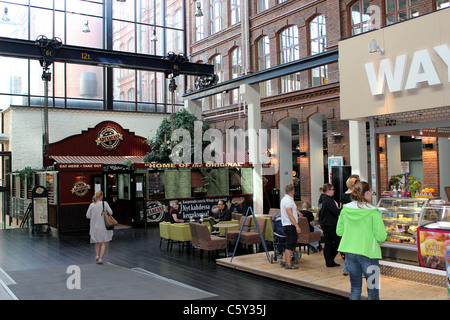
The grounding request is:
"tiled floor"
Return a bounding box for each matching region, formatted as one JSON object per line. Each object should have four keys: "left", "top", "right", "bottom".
{"left": 0, "top": 226, "right": 341, "bottom": 301}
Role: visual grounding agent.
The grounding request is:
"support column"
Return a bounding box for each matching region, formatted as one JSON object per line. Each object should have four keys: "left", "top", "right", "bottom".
{"left": 349, "top": 120, "right": 369, "bottom": 182}
{"left": 239, "top": 84, "right": 263, "bottom": 215}
{"left": 184, "top": 99, "right": 203, "bottom": 119}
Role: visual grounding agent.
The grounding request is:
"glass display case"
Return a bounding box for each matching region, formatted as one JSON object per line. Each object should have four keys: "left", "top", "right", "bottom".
{"left": 376, "top": 197, "right": 430, "bottom": 262}
{"left": 417, "top": 200, "right": 450, "bottom": 270}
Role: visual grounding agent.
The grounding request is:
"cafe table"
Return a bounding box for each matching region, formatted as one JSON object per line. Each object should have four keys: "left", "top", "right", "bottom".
{"left": 214, "top": 222, "right": 239, "bottom": 256}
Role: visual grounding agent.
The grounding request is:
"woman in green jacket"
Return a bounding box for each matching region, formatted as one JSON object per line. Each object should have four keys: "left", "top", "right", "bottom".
{"left": 336, "top": 181, "right": 387, "bottom": 300}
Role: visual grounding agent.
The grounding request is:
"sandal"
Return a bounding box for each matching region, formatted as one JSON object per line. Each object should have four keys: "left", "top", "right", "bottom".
{"left": 95, "top": 256, "right": 99, "bottom": 261}
{"left": 97, "top": 259, "right": 103, "bottom": 264}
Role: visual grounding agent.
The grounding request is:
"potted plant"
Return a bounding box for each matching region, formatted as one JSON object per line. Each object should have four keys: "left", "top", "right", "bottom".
{"left": 406, "top": 175, "right": 422, "bottom": 198}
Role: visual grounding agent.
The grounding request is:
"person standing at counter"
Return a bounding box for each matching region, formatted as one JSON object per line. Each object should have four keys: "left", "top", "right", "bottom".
{"left": 86, "top": 190, "right": 114, "bottom": 264}
{"left": 318, "top": 183, "right": 341, "bottom": 268}
{"left": 170, "top": 200, "right": 185, "bottom": 223}
{"left": 209, "top": 200, "right": 232, "bottom": 234}
{"left": 336, "top": 181, "right": 387, "bottom": 300}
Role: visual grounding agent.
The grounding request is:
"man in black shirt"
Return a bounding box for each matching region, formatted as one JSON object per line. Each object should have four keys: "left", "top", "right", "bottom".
{"left": 209, "top": 200, "right": 231, "bottom": 234}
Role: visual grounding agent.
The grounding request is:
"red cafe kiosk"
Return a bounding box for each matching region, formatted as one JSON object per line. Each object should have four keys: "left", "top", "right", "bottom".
{"left": 45, "top": 120, "right": 150, "bottom": 231}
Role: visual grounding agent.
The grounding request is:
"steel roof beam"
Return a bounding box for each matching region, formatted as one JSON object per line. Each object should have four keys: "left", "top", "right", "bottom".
{"left": 183, "top": 48, "right": 338, "bottom": 100}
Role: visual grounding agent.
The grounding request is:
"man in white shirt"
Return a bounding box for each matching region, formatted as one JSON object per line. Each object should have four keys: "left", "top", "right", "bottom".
{"left": 280, "top": 184, "right": 301, "bottom": 269}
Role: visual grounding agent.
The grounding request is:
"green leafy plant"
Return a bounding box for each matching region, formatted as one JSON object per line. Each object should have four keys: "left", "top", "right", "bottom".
{"left": 389, "top": 174, "right": 404, "bottom": 188}
{"left": 18, "top": 166, "right": 38, "bottom": 186}
{"left": 144, "top": 109, "right": 211, "bottom": 163}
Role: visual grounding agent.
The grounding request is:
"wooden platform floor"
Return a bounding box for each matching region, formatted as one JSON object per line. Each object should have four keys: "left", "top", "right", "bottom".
{"left": 217, "top": 251, "right": 449, "bottom": 300}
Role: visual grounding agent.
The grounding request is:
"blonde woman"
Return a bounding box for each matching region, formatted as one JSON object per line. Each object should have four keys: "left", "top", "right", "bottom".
{"left": 86, "top": 191, "right": 114, "bottom": 264}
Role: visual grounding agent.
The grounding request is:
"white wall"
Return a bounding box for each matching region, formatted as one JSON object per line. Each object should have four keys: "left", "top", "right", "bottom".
{"left": 2, "top": 106, "right": 166, "bottom": 171}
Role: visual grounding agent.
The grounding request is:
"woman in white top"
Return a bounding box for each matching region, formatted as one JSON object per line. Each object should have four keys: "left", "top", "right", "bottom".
{"left": 86, "top": 190, "right": 114, "bottom": 264}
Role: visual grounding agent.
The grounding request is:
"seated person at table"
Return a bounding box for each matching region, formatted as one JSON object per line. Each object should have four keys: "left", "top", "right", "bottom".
{"left": 209, "top": 200, "right": 231, "bottom": 234}
{"left": 299, "top": 201, "right": 322, "bottom": 252}
{"left": 170, "top": 201, "right": 185, "bottom": 223}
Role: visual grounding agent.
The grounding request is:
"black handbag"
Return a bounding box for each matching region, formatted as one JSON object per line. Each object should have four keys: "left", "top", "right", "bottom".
{"left": 103, "top": 201, "right": 117, "bottom": 230}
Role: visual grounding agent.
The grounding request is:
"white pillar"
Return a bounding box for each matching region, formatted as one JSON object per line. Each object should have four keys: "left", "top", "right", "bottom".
{"left": 184, "top": 99, "right": 203, "bottom": 119}
{"left": 239, "top": 84, "right": 263, "bottom": 215}
{"left": 387, "top": 134, "right": 402, "bottom": 178}
{"left": 309, "top": 114, "right": 324, "bottom": 209}
{"left": 438, "top": 137, "right": 450, "bottom": 200}
{"left": 349, "top": 120, "right": 369, "bottom": 181}
{"left": 279, "top": 118, "right": 293, "bottom": 199}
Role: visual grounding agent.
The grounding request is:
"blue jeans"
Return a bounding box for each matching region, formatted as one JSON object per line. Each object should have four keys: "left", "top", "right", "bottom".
{"left": 345, "top": 253, "right": 380, "bottom": 300}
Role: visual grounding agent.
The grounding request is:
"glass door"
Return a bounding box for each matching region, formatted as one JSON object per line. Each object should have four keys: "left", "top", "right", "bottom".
{"left": 132, "top": 173, "right": 146, "bottom": 228}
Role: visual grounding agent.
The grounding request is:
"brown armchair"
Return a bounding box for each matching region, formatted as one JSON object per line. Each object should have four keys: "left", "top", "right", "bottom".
{"left": 196, "top": 224, "right": 227, "bottom": 254}
{"left": 296, "top": 217, "right": 322, "bottom": 254}
{"left": 189, "top": 222, "right": 201, "bottom": 252}
{"left": 239, "top": 217, "right": 267, "bottom": 248}
{"left": 227, "top": 216, "right": 253, "bottom": 243}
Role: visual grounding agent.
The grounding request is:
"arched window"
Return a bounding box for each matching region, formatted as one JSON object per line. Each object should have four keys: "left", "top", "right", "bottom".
{"left": 386, "top": 0, "right": 419, "bottom": 25}
{"left": 257, "top": 36, "right": 271, "bottom": 97}
{"left": 350, "top": 0, "right": 371, "bottom": 35}
{"left": 310, "top": 15, "right": 328, "bottom": 86}
{"left": 280, "top": 26, "right": 300, "bottom": 93}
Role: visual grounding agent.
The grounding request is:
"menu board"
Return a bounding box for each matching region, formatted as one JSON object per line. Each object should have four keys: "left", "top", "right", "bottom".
{"left": 164, "top": 169, "right": 179, "bottom": 199}
{"left": 241, "top": 168, "right": 253, "bottom": 194}
{"left": 178, "top": 169, "right": 191, "bottom": 198}
{"left": 205, "top": 168, "right": 229, "bottom": 196}
{"left": 33, "top": 198, "right": 48, "bottom": 224}
{"left": 164, "top": 169, "right": 192, "bottom": 199}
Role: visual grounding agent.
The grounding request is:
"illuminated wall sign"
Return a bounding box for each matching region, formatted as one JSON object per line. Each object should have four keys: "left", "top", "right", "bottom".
{"left": 365, "top": 45, "right": 450, "bottom": 95}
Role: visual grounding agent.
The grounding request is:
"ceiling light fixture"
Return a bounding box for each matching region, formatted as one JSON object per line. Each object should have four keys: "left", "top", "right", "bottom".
{"left": 82, "top": 19, "right": 90, "bottom": 33}
{"left": 2, "top": 7, "right": 10, "bottom": 22}
{"left": 195, "top": 1, "right": 204, "bottom": 17}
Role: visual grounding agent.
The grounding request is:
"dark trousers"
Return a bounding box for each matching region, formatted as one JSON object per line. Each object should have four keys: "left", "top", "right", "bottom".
{"left": 321, "top": 225, "right": 341, "bottom": 267}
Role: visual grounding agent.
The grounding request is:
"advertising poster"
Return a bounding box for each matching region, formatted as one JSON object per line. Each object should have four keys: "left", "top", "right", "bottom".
{"left": 418, "top": 228, "right": 450, "bottom": 270}
{"left": 146, "top": 194, "right": 252, "bottom": 223}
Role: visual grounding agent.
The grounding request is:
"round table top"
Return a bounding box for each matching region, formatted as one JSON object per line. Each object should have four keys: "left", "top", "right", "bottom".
{"left": 214, "top": 223, "right": 239, "bottom": 228}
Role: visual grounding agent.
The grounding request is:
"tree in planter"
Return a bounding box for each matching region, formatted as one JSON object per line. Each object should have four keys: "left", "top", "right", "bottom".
{"left": 144, "top": 109, "right": 211, "bottom": 163}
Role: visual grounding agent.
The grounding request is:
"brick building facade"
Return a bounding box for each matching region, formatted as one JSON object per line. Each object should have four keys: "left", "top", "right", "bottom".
{"left": 185, "top": 0, "right": 450, "bottom": 207}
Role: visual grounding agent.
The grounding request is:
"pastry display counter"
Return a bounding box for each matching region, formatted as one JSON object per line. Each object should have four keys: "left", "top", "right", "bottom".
{"left": 377, "top": 197, "right": 430, "bottom": 262}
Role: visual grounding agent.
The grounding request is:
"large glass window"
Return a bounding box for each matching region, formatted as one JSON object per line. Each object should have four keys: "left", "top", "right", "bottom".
{"left": 257, "top": 36, "right": 271, "bottom": 97}
{"left": 211, "top": 54, "right": 223, "bottom": 109}
{"left": 0, "top": 0, "right": 186, "bottom": 113}
{"left": 386, "top": 0, "right": 419, "bottom": 25}
{"left": 230, "top": 47, "right": 242, "bottom": 104}
{"left": 210, "top": 0, "right": 222, "bottom": 34}
{"left": 350, "top": 0, "right": 371, "bottom": 35}
{"left": 257, "top": 0, "right": 269, "bottom": 13}
{"left": 437, "top": 0, "right": 450, "bottom": 9}
{"left": 230, "top": 0, "right": 240, "bottom": 25}
{"left": 310, "top": 15, "right": 328, "bottom": 86}
{"left": 195, "top": 0, "right": 205, "bottom": 41}
{"left": 280, "top": 26, "right": 300, "bottom": 93}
